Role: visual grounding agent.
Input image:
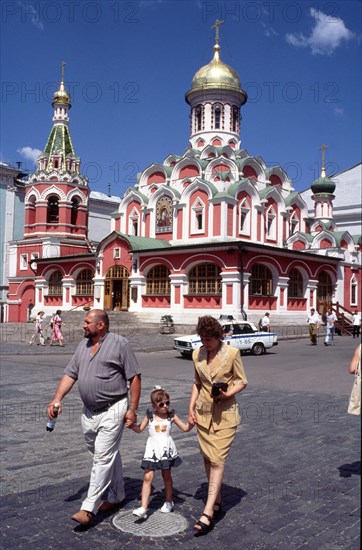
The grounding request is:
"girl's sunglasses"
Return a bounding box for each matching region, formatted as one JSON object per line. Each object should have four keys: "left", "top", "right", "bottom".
{"left": 157, "top": 400, "right": 170, "bottom": 408}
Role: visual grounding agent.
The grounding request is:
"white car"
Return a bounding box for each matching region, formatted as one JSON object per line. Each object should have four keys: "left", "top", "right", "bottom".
{"left": 173, "top": 320, "right": 278, "bottom": 357}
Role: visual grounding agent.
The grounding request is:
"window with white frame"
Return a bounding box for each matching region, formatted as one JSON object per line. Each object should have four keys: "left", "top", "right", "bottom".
{"left": 214, "top": 104, "right": 222, "bottom": 129}
{"left": 351, "top": 275, "right": 358, "bottom": 305}
{"left": 20, "top": 254, "right": 28, "bottom": 270}
{"left": 266, "top": 205, "right": 276, "bottom": 240}
{"left": 239, "top": 198, "right": 251, "bottom": 235}
{"left": 290, "top": 211, "right": 299, "bottom": 236}
{"left": 30, "top": 252, "right": 39, "bottom": 261}
{"left": 191, "top": 199, "right": 205, "bottom": 233}
{"left": 129, "top": 210, "right": 139, "bottom": 236}
{"left": 113, "top": 248, "right": 120, "bottom": 259}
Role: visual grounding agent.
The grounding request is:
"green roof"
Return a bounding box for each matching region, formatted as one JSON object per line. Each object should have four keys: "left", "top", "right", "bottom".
{"left": 115, "top": 232, "right": 172, "bottom": 251}
{"left": 284, "top": 191, "right": 299, "bottom": 206}
{"left": 42, "top": 125, "right": 76, "bottom": 171}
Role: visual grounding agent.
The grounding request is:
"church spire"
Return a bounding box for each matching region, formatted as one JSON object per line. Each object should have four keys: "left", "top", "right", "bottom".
{"left": 36, "top": 64, "right": 80, "bottom": 175}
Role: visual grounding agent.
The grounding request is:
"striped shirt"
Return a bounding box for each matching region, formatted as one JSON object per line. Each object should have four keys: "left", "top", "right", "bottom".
{"left": 64, "top": 332, "right": 141, "bottom": 410}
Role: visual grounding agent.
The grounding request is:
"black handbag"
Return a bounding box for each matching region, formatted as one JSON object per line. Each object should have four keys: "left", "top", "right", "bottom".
{"left": 211, "top": 382, "right": 228, "bottom": 398}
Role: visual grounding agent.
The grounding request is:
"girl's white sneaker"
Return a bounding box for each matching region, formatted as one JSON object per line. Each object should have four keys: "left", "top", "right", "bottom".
{"left": 132, "top": 506, "right": 148, "bottom": 519}
{"left": 160, "top": 501, "right": 174, "bottom": 513}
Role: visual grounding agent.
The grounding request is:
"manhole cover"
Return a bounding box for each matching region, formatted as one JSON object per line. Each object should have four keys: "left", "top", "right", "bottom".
{"left": 112, "top": 509, "right": 188, "bottom": 537}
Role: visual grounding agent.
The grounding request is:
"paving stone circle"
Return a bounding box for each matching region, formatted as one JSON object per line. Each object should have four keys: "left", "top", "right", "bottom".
{"left": 112, "top": 509, "right": 188, "bottom": 537}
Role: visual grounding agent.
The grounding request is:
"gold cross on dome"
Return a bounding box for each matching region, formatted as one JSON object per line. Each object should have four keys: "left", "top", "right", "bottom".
{"left": 61, "top": 60, "right": 66, "bottom": 82}
{"left": 211, "top": 19, "right": 224, "bottom": 44}
{"left": 319, "top": 144, "right": 328, "bottom": 168}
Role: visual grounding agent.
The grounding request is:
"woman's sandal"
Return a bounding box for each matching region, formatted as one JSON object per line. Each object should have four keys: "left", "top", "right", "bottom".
{"left": 194, "top": 513, "right": 214, "bottom": 536}
{"left": 213, "top": 500, "right": 223, "bottom": 518}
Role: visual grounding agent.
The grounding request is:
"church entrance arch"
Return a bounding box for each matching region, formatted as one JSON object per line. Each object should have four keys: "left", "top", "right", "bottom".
{"left": 104, "top": 265, "right": 130, "bottom": 311}
{"left": 317, "top": 271, "right": 333, "bottom": 315}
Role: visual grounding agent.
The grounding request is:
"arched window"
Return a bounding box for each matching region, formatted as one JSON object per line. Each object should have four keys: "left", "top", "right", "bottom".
{"left": 28, "top": 195, "right": 36, "bottom": 225}
{"left": 71, "top": 198, "right": 80, "bottom": 226}
{"left": 189, "top": 263, "right": 221, "bottom": 295}
{"left": 146, "top": 265, "right": 170, "bottom": 295}
{"left": 265, "top": 205, "right": 276, "bottom": 240}
{"left": 214, "top": 104, "right": 222, "bottom": 129}
{"left": 191, "top": 199, "right": 205, "bottom": 233}
{"left": 48, "top": 271, "right": 62, "bottom": 295}
{"left": 290, "top": 211, "right": 299, "bottom": 235}
{"left": 76, "top": 269, "right": 94, "bottom": 295}
{"left": 288, "top": 268, "right": 304, "bottom": 298}
{"left": 232, "top": 106, "right": 239, "bottom": 132}
{"left": 350, "top": 275, "right": 358, "bottom": 306}
{"left": 47, "top": 195, "right": 59, "bottom": 223}
{"left": 128, "top": 209, "right": 140, "bottom": 236}
{"left": 250, "top": 264, "right": 273, "bottom": 296}
{"left": 239, "top": 198, "right": 251, "bottom": 235}
{"left": 195, "top": 105, "right": 202, "bottom": 131}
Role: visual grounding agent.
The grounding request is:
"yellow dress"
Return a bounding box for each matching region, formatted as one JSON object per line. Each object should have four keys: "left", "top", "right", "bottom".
{"left": 192, "top": 342, "right": 248, "bottom": 464}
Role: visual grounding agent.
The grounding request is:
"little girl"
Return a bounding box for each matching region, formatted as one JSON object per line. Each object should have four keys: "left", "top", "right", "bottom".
{"left": 132, "top": 386, "right": 193, "bottom": 519}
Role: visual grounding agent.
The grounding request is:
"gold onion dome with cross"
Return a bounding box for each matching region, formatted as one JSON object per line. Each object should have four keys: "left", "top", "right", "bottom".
{"left": 52, "top": 80, "right": 71, "bottom": 108}
{"left": 186, "top": 21, "right": 247, "bottom": 106}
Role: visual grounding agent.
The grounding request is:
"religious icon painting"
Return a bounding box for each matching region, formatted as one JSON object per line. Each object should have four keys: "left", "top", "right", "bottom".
{"left": 156, "top": 196, "right": 173, "bottom": 233}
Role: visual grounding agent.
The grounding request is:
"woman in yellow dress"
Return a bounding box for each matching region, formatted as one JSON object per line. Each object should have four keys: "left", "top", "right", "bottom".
{"left": 188, "top": 316, "right": 248, "bottom": 535}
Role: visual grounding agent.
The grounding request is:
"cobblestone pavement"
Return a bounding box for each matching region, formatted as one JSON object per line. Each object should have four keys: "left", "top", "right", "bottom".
{"left": 0, "top": 336, "right": 360, "bottom": 550}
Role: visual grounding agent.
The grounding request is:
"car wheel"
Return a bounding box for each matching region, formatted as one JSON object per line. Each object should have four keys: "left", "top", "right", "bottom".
{"left": 180, "top": 351, "right": 192, "bottom": 359}
{"left": 252, "top": 343, "right": 265, "bottom": 356}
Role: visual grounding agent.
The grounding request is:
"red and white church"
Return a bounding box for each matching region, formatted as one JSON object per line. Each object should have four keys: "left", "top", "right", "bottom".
{"left": 7, "top": 34, "right": 361, "bottom": 323}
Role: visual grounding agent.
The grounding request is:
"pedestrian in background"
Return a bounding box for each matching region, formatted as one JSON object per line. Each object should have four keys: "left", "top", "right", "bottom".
{"left": 260, "top": 312, "right": 271, "bottom": 332}
{"left": 307, "top": 308, "right": 320, "bottom": 345}
{"left": 29, "top": 311, "right": 46, "bottom": 346}
{"left": 47, "top": 309, "right": 141, "bottom": 526}
{"left": 50, "top": 310, "right": 65, "bottom": 347}
{"left": 352, "top": 310, "right": 361, "bottom": 339}
{"left": 324, "top": 308, "right": 337, "bottom": 346}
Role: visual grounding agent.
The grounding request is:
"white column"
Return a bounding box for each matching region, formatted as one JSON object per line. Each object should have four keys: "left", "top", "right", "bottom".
{"left": 276, "top": 276, "right": 289, "bottom": 312}
{"left": 242, "top": 271, "right": 251, "bottom": 314}
{"left": 306, "top": 279, "right": 318, "bottom": 310}
{"left": 93, "top": 276, "right": 105, "bottom": 309}
{"left": 128, "top": 275, "right": 146, "bottom": 312}
{"left": 169, "top": 274, "right": 188, "bottom": 311}
{"left": 62, "top": 278, "right": 75, "bottom": 308}
{"left": 220, "top": 271, "right": 241, "bottom": 313}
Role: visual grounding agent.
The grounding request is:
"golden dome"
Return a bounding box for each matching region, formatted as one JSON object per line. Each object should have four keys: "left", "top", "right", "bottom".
{"left": 52, "top": 80, "right": 71, "bottom": 107}
{"left": 190, "top": 44, "right": 241, "bottom": 92}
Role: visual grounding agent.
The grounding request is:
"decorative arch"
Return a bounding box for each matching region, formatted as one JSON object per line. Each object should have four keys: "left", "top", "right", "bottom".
{"left": 41, "top": 185, "right": 67, "bottom": 201}
{"left": 67, "top": 188, "right": 87, "bottom": 205}
{"left": 171, "top": 158, "right": 201, "bottom": 181}
{"left": 200, "top": 145, "right": 218, "bottom": 159}
{"left": 138, "top": 164, "right": 167, "bottom": 188}
{"left": 25, "top": 187, "right": 41, "bottom": 202}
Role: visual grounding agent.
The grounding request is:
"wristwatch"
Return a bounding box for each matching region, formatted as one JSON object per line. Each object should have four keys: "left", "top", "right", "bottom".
{"left": 128, "top": 408, "right": 138, "bottom": 415}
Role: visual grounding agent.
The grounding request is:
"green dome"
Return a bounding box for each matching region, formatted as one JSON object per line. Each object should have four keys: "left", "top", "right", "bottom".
{"left": 311, "top": 175, "right": 336, "bottom": 195}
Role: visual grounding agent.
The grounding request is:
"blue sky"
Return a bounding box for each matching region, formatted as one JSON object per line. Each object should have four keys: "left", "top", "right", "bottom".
{"left": 1, "top": 0, "right": 361, "bottom": 196}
